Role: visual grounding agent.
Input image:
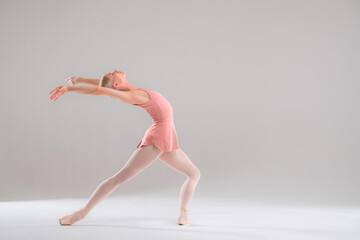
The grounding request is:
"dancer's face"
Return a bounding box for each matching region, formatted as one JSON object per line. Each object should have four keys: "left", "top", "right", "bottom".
{"left": 106, "top": 70, "right": 126, "bottom": 90}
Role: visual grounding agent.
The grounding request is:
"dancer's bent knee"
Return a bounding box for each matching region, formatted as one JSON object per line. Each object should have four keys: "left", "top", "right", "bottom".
{"left": 188, "top": 168, "right": 201, "bottom": 181}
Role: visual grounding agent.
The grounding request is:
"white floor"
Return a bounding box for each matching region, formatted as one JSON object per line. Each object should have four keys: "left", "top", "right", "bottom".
{"left": 0, "top": 195, "right": 359, "bottom": 240}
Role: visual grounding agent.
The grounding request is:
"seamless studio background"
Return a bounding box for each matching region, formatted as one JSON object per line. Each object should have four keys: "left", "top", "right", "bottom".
{"left": 0, "top": 0, "right": 359, "bottom": 208}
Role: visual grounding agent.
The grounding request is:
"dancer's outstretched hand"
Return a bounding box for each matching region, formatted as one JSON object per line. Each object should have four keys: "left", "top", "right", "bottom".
{"left": 65, "top": 76, "right": 80, "bottom": 86}
{"left": 50, "top": 85, "right": 68, "bottom": 102}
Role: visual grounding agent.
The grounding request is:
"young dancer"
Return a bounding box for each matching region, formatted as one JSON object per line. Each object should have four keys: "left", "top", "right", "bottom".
{"left": 49, "top": 70, "right": 201, "bottom": 226}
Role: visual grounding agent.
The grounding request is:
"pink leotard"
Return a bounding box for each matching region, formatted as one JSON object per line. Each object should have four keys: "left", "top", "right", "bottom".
{"left": 133, "top": 89, "right": 179, "bottom": 152}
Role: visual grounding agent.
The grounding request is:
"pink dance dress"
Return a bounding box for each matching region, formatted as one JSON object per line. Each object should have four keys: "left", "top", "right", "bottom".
{"left": 133, "top": 89, "right": 179, "bottom": 152}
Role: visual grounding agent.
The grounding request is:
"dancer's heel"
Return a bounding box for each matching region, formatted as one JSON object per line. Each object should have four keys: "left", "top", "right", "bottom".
{"left": 177, "top": 207, "right": 189, "bottom": 225}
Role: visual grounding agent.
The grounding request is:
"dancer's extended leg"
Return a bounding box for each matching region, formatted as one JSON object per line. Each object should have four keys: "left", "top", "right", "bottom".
{"left": 59, "top": 144, "right": 162, "bottom": 225}
{"left": 158, "top": 148, "right": 201, "bottom": 225}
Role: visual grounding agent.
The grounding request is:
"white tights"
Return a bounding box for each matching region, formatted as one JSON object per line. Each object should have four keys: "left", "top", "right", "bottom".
{"left": 83, "top": 144, "right": 201, "bottom": 212}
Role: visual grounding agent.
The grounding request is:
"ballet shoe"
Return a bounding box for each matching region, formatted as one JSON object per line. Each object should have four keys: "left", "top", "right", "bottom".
{"left": 177, "top": 208, "right": 189, "bottom": 225}
{"left": 59, "top": 206, "right": 91, "bottom": 226}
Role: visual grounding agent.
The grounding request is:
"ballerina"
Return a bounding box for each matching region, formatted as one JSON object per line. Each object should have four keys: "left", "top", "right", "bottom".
{"left": 50, "top": 70, "right": 201, "bottom": 226}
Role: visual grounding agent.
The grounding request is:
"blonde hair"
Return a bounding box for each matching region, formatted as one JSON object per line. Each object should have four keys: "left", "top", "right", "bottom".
{"left": 99, "top": 74, "right": 115, "bottom": 89}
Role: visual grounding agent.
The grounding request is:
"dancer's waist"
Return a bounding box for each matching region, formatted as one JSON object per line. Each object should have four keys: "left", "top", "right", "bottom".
{"left": 151, "top": 118, "right": 174, "bottom": 125}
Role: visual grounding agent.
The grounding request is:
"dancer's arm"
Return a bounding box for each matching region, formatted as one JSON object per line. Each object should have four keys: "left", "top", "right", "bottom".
{"left": 65, "top": 77, "right": 99, "bottom": 86}
{"left": 67, "top": 86, "right": 137, "bottom": 105}
{"left": 50, "top": 85, "right": 141, "bottom": 104}
{"left": 50, "top": 85, "right": 99, "bottom": 102}
{"left": 97, "top": 87, "right": 139, "bottom": 104}
{"left": 77, "top": 77, "right": 100, "bottom": 86}
{"left": 66, "top": 85, "right": 100, "bottom": 95}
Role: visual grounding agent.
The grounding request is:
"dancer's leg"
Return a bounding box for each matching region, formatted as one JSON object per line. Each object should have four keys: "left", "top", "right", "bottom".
{"left": 84, "top": 144, "right": 162, "bottom": 210}
{"left": 158, "top": 148, "right": 201, "bottom": 211}
{"left": 59, "top": 144, "right": 162, "bottom": 225}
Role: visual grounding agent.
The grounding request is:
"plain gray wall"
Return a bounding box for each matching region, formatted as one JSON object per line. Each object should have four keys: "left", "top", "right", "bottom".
{"left": 0, "top": 0, "right": 359, "bottom": 207}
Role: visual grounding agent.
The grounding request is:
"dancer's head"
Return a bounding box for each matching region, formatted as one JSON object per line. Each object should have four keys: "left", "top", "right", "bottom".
{"left": 99, "top": 70, "right": 127, "bottom": 90}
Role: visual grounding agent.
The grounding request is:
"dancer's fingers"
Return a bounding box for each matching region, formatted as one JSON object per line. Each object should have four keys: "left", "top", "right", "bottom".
{"left": 50, "top": 91, "right": 60, "bottom": 100}
{"left": 65, "top": 78, "right": 73, "bottom": 86}
{"left": 50, "top": 87, "right": 58, "bottom": 94}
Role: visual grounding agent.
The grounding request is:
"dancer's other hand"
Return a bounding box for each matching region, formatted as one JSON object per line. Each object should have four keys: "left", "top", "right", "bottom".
{"left": 50, "top": 85, "right": 68, "bottom": 102}
{"left": 65, "top": 76, "right": 80, "bottom": 86}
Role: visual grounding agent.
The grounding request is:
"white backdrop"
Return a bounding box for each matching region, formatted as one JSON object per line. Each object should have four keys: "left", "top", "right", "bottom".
{"left": 0, "top": 0, "right": 359, "bottom": 207}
